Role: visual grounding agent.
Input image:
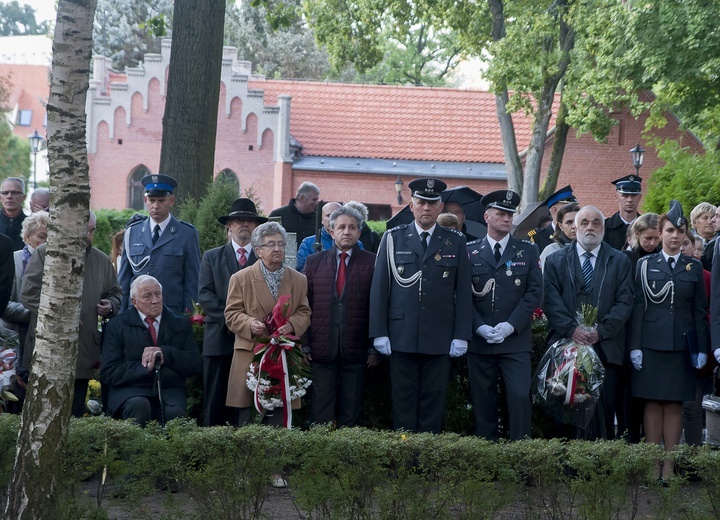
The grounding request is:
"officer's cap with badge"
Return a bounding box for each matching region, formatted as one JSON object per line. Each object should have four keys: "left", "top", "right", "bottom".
{"left": 666, "top": 199, "right": 688, "bottom": 229}
{"left": 544, "top": 185, "right": 577, "bottom": 208}
{"left": 408, "top": 178, "right": 447, "bottom": 201}
{"left": 481, "top": 190, "right": 520, "bottom": 213}
{"left": 612, "top": 174, "right": 642, "bottom": 194}
{"left": 142, "top": 174, "right": 177, "bottom": 197}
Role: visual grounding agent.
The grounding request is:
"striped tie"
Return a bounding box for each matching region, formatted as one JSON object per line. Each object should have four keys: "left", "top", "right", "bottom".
{"left": 582, "top": 252, "right": 593, "bottom": 292}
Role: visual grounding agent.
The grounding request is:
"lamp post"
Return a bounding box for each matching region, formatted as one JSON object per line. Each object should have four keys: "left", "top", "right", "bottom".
{"left": 394, "top": 176, "right": 403, "bottom": 205}
{"left": 28, "top": 129, "right": 44, "bottom": 190}
{"left": 629, "top": 143, "right": 645, "bottom": 177}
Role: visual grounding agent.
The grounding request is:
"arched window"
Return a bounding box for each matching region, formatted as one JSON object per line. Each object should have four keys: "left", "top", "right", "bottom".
{"left": 127, "top": 165, "right": 150, "bottom": 210}
{"left": 216, "top": 169, "right": 240, "bottom": 193}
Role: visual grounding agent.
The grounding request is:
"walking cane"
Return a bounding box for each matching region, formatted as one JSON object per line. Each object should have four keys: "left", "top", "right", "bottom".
{"left": 154, "top": 351, "right": 165, "bottom": 426}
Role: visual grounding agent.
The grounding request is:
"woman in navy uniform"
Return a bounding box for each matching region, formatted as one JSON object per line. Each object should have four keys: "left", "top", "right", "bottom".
{"left": 629, "top": 201, "right": 708, "bottom": 481}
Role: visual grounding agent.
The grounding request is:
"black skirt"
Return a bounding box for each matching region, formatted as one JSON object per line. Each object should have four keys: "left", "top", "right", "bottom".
{"left": 631, "top": 348, "right": 696, "bottom": 402}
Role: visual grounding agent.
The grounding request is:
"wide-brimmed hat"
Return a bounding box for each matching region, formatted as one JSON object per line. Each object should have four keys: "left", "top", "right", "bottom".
{"left": 217, "top": 198, "right": 268, "bottom": 225}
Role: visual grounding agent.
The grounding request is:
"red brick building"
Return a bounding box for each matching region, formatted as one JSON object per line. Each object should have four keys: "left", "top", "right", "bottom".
{"left": 23, "top": 40, "right": 704, "bottom": 218}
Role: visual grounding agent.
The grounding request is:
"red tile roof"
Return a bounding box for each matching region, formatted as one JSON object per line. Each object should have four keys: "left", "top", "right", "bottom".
{"left": 0, "top": 63, "right": 48, "bottom": 139}
{"left": 249, "top": 79, "right": 552, "bottom": 163}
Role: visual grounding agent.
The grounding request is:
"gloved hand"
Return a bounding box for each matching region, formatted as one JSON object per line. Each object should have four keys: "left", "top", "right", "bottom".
{"left": 449, "top": 339, "right": 468, "bottom": 358}
{"left": 476, "top": 325, "right": 502, "bottom": 344}
{"left": 714, "top": 348, "right": 720, "bottom": 364}
{"left": 630, "top": 349, "right": 642, "bottom": 371}
{"left": 495, "top": 322, "right": 515, "bottom": 339}
{"left": 373, "top": 336, "right": 392, "bottom": 356}
{"left": 697, "top": 352, "right": 708, "bottom": 369}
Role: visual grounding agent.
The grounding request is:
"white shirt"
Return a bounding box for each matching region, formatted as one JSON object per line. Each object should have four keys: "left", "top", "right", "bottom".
{"left": 485, "top": 234, "right": 510, "bottom": 257}
{"left": 413, "top": 222, "right": 436, "bottom": 247}
{"left": 661, "top": 251, "right": 680, "bottom": 268}
{"left": 136, "top": 309, "right": 161, "bottom": 338}
{"left": 232, "top": 239, "right": 253, "bottom": 261}
{"left": 576, "top": 243, "right": 602, "bottom": 269}
{"left": 149, "top": 214, "right": 171, "bottom": 238}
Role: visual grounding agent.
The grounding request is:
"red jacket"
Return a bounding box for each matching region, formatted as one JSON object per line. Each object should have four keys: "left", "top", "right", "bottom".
{"left": 305, "top": 245, "right": 375, "bottom": 363}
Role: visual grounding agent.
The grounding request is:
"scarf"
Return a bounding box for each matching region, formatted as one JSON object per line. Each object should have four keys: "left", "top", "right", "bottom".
{"left": 260, "top": 262, "right": 285, "bottom": 301}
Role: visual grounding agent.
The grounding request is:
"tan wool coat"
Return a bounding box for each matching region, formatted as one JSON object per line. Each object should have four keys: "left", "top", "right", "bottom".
{"left": 224, "top": 262, "right": 311, "bottom": 408}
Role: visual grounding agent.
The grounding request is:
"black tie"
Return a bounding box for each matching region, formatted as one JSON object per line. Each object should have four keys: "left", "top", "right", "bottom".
{"left": 668, "top": 257, "right": 675, "bottom": 271}
{"left": 494, "top": 243, "right": 502, "bottom": 263}
{"left": 152, "top": 224, "right": 160, "bottom": 245}
{"left": 420, "top": 231, "right": 429, "bottom": 252}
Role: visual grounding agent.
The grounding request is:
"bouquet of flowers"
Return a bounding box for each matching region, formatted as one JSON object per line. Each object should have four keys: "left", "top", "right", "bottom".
{"left": 246, "top": 294, "right": 311, "bottom": 428}
{"left": 532, "top": 304, "right": 605, "bottom": 429}
{"left": 0, "top": 327, "right": 19, "bottom": 413}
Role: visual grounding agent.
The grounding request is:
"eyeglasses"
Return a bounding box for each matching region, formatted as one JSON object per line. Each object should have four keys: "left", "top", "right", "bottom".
{"left": 259, "top": 242, "right": 286, "bottom": 250}
{"left": 0, "top": 191, "right": 23, "bottom": 196}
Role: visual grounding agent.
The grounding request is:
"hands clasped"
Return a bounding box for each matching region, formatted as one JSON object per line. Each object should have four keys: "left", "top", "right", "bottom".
{"left": 142, "top": 346, "right": 163, "bottom": 373}
{"left": 476, "top": 322, "right": 514, "bottom": 344}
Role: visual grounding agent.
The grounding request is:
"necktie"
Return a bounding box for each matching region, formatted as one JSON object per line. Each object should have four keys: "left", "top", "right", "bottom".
{"left": 336, "top": 252, "right": 348, "bottom": 297}
{"left": 582, "top": 252, "right": 594, "bottom": 292}
{"left": 145, "top": 317, "right": 157, "bottom": 345}
{"left": 494, "top": 243, "right": 502, "bottom": 263}
{"left": 152, "top": 224, "right": 160, "bottom": 245}
{"left": 420, "top": 231, "right": 429, "bottom": 252}
{"left": 238, "top": 247, "right": 247, "bottom": 267}
{"left": 668, "top": 257, "right": 675, "bottom": 271}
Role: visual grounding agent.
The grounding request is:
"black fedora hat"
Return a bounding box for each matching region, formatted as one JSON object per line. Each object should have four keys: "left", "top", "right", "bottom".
{"left": 217, "top": 198, "right": 268, "bottom": 225}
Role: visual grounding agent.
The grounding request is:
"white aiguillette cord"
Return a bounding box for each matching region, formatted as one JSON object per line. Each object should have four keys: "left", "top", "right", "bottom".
{"left": 640, "top": 259, "right": 674, "bottom": 310}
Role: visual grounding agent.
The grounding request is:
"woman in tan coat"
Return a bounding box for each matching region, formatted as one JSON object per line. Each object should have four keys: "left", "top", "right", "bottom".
{"left": 225, "top": 221, "right": 311, "bottom": 426}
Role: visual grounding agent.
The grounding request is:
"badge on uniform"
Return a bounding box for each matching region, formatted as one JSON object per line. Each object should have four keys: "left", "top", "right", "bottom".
{"left": 505, "top": 261, "right": 512, "bottom": 276}
{"left": 515, "top": 278, "right": 521, "bottom": 286}
{"left": 517, "top": 250, "right": 524, "bottom": 258}
{"left": 443, "top": 271, "right": 449, "bottom": 278}
{"left": 398, "top": 266, "right": 405, "bottom": 275}
{"left": 686, "top": 263, "right": 692, "bottom": 271}
{"left": 435, "top": 252, "right": 441, "bottom": 261}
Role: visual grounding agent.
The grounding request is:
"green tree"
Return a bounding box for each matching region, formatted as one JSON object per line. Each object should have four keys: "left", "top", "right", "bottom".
{"left": 0, "top": 1, "right": 49, "bottom": 36}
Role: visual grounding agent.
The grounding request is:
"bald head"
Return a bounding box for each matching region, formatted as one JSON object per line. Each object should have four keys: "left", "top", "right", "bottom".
{"left": 322, "top": 202, "right": 342, "bottom": 232}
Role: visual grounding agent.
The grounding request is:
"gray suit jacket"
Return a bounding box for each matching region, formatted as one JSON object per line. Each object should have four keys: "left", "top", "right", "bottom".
{"left": 198, "top": 242, "right": 257, "bottom": 357}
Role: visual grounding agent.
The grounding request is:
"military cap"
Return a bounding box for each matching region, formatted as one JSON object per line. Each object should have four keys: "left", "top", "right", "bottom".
{"left": 141, "top": 173, "right": 177, "bottom": 197}
{"left": 408, "top": 178, "right": 447, "bottom": 201}
{"left": 666, "top": 199, "right": 687, "bottom": 229}
{"left": 481, "top": 190, "right": 520, "bottom": 213}
{"left": 544, "top": 185, "right": 577, "bottom": 208}
{"left": 218, "top": 198, "right": 268, "bottom": 225}
{"left": 612, "top": 174, "right": 642, "bottom": 194}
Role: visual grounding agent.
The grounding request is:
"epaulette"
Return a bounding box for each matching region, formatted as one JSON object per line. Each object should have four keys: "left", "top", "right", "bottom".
{"left": 444, "top": 227, "right": 464, "bottom": 237}
{"left": 520, "top": 239, "right": 535, "bottom": 246}
{"left": 467, "top": 238, "right": 482, "bottom": 247}
{"left": 527, "top": 229, "right": 536, "bottom": 243}
{"left": 178, "top": 220, "right": 197, "bottom": 230}
{"left": 387, "top": 223, "right": 410, "bottom": 233}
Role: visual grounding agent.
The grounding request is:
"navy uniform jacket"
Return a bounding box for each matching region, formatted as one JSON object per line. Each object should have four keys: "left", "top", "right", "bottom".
{"left": 468, "top": 235, "right": 541, "bottom": 355}
{"left": 369, "top": 224, "right": 472, "bottom": 355}
{"left": 603, "top": 211, "right": 638, "bottom": 251}
{"left": 527, "top": 225, "right": 553, "bottom": 253}
{"left": 198, "top": 243, "right": 257, "bottom": 357}
{"left": 629, "top": 253, "right": 708, "bottom": 353}
{"left": 543, "top": 241, "right": 634, "bottom": 366}
{"left": 118, "top": 215, "right": 201, "bottom": 314}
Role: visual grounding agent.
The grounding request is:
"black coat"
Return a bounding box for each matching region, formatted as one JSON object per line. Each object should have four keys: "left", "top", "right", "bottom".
{"left": 527, "top": 225, "right": 554, "bottom": 253}
{"left": 604, "top": 211, "right": 638, "bottom": 251}
{"left": 369, "top": 224, "right": 472, "bottom": 354}
{"left": 198, "top": 243, "right": 257, "bottom": 357}
{"left": 0, "top": 233, "right": 12, "bottom": 316}
{"left": 543, "top": 241, "right": 634, "bottom": 366}
{"left": 468, "top": 235, "right": 542, "bottom": 354}
{"left": 268, "top": 199, "right": 317, "bottom": 248}
{"left": 100, "top": 307, "right": 202, "bottom": 416}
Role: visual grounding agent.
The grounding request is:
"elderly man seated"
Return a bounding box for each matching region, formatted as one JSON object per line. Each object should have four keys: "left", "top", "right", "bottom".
{"left": 100, "top": 275, "right": 201, "bottom": 426}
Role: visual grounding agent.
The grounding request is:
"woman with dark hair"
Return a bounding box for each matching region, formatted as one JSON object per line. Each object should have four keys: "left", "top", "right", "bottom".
{"left": 539, "top": 203, "right": 580, "bottom": 270}
{"left": 629, "top": 201, "right": 708, "bottom": 481}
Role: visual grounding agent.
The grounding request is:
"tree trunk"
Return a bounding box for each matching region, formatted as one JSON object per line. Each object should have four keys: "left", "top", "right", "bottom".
{"left": 521, "top": 83, "right": 557, "bottom": 208}
{"left": 4, "top": 0, "right": 96, "bottom": 517}
{"left": 159, "top": 0, "right": 226, "bottom": 205}
{"left": 540, "top": 97, "right": 570, "bottom": 201}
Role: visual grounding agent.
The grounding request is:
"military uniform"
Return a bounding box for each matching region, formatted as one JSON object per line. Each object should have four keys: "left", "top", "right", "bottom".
{"left": 369, "top": 178, "right": 472, "bottom": 433}
{"left": 527, "top": 225, "right": 554, "bottom": 253}
{"left": 526, "top": 185, "right": 577, "bottom": 254}
{"left": 603, "top": 212, "right": 638, "bottom": 250}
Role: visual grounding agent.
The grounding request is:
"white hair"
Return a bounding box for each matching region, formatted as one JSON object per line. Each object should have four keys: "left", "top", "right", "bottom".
{"left": 130, "top": 275, "right": 162, "bottom": 299}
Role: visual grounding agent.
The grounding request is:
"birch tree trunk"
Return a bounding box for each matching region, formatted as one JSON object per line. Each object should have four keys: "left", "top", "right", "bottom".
{"left": 159, "top": 0, "right": 226, "bottom": 204}
{"left": 4, "top": 0, "right": 97, "bottom": 517}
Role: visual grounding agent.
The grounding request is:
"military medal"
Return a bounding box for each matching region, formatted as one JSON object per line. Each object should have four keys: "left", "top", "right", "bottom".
{"left": 435, "top": 252, "right": 441, "bottom": 261}
{"left": 398, "top": 266, "right": 404, "bottom": 275}
{"left": 505, "top": 261, "right": 512, "bottom": 277}
{"left": 515, "top": 278, "right": 521, "bottom": 286}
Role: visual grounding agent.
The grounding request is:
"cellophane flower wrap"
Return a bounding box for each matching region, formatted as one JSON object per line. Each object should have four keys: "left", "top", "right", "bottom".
{"left": 246, "top": 294, "right": 311, "bottom": 428}
{"left": 532, "top": 304, "right": 605, "bottom": 429}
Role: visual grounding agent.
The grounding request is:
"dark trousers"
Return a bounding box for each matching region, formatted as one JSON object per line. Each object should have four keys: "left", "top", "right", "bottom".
{"left": 468, "top": 351, "right": 531, "bottom": 441}
{"left": 72, "top": 378, "right": 90, "bottom": 418}
{"left": 390, "top": 351, "right": 451, "bottom": 434}
{"left": 310, "top": 356, "right": 366, "bottom": 427}
{"left": 120, "top": 396, "right": 185, "bottom": 427}
{"left": 203, "top": 354, "right": 240, "bottom": 427}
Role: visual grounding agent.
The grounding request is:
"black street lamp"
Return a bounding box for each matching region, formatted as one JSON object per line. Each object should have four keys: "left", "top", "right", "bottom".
{"left": 28, "top": 129, "right": 44, "bottom": 189}
{"left": 394, "top": 176, "right": 403, "bottom": 205}
{"left": 629, "top": 143, "right": 645, "bottom": 177}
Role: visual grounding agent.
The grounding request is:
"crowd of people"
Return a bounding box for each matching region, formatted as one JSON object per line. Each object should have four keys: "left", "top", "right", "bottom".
{"left": 1, "top": 170, "right": 719, "bottom": 483}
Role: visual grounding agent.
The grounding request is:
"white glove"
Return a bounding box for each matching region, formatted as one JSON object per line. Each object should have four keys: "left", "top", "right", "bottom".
{"left": 495, "top": 322, "right": 515, "bottom": 339}
{"left": 449, "top": 339, "right": 468, "bottom": 358}
{"left": 476, "top": 325, "right": 502, "bottom": 344}
{"left": 697, "top": 352, "right": 708, "bottom": 369}
{"left": 714, "top": 348, "right": 720, "bottom": 364}
{"left": 373, "top": 336, "right": 392, "bottom": 356}
{"left": 630, "top": 349, "right": 642, "bottom": 371}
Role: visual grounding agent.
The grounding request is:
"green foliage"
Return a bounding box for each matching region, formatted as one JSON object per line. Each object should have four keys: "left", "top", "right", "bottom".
{"left": 642, "top": 140, "right": 720, "bottom": 215}
{"left": 0, "top": 123, "right": 31, "bottom": 185}
{"left": 365, "top": 220, "right": 386, "bottom": 235}
{"left": 0, "top": 1, "right": 50, "bottom": 36}
{"left": 93, "top": 208, "right": 142, "bottom": 256}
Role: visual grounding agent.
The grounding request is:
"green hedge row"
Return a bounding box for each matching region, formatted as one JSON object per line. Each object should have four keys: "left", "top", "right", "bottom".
{"left": 2, "top": 415, "right": 720, "bottom": 519}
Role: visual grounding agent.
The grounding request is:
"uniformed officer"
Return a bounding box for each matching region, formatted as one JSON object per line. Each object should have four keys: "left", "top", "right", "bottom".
{"left": 118, "top": 174, "right": 201, "bottom": 314}
{"left": 467, "top": 190, "right": 541, "bottom": 440}
{"left": 604, "top": 174, "right": 642, "bottom": 250}
{"left": 527, "top": 185, "right": 577, "bottom": 253}
{"left": 369, "top": 178, "right": 472, "bottom": 434}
